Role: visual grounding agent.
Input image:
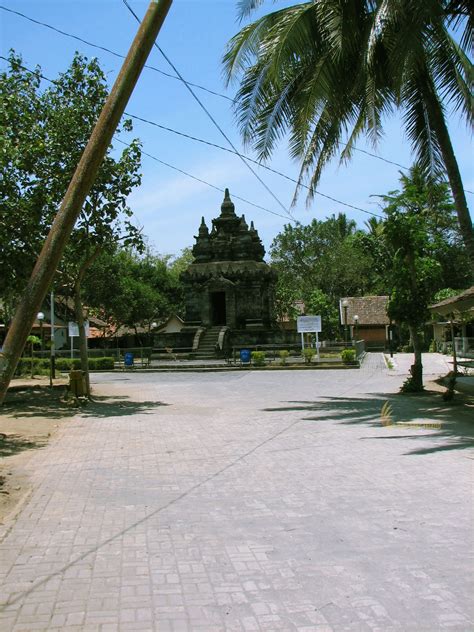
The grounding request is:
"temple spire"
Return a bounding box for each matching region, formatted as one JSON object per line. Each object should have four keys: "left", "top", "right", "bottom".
{"left": 220, "top": 187, "right": 236, "bottom": 217}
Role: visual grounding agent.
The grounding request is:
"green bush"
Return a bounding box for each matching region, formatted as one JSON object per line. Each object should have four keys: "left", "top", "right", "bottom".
{"left": 15, "top": 358, "right": 49, "bottom": 376}
{"left": 341, "top": 349, "right": 356, "bottom": 364}
{"left": 251, "top": 351, "right": 266, "bottom": 366}
{"left": 279, "top": 350, "right": 289, "bottom": 365}
{"left": 14, "top": 356, "right": 115, "bottom": 376}
{"left": 93, "top": 357, "right": 115, "bottom": 370}
{"left": 55, "top": 358, "right": 81, "bottom": 371}
{"left": 401, "top": 344, "right": 414, "bottom": 353}
{"left": 302, "top": 348, "right": 316, "bottom": 363}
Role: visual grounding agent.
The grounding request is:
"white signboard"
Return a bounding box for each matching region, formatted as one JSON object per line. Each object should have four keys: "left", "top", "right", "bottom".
{"left": 297, "top": 315, "right": 322, "bottom": 333}
{"left": 68, "top": 321, "right": 90, "bottom": 337}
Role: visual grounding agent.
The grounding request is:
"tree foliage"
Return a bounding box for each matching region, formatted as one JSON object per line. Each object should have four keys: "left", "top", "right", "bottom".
{"left": 0, "top": 51, "right": 143, "bottom": 308}
{"left": 224, "top": 0, "right": 473, "bottom": 262}
{"left": 83, "top": 248, "right": 184, "bottom": 338}
{"left": 270, "top": 213, "right": 377, "bottom": 322}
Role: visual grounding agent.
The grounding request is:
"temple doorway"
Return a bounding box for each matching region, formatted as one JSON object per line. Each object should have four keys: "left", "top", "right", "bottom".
{"left": 211, "top": 292, "right": 226, "bottom": 325}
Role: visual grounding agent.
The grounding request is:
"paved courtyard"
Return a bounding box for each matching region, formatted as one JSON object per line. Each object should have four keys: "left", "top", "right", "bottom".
{"left": 0, "top": 354, "right": 473, "bottom": 631}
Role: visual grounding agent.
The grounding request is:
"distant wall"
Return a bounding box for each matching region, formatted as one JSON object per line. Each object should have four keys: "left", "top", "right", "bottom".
{"left": 229, "top": 329, "right": 299, "bottom": 348}
{"left": 153, "top": 332, "right": 195, "bottom": 350}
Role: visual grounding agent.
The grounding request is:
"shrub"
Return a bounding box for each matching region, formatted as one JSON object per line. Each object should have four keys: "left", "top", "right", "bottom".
{"left": 251, "top": 351, "right": 266, "bottom": 366}
{"left": 278, "top": 350, "right": 289, "bottom": 365}
{"left": 341, "top": 349, "right": 356, "bottom": 364}
{"left": 15, "top": 358, "right": 49, "bottom": 376}
{"left": 93, "top": 357, "right": 115, "bottom": 370}
{"left": 401, "top": 344, "right": 414, "bottom": 353}
{"left": 56, "top": 358, "right": 79, "bottom": 371}
{"left": 302, "top": 348, "right": 316, "bottom": 363}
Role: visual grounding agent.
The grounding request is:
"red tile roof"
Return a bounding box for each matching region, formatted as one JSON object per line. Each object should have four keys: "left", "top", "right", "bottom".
{"left": 340, "top": 296, "right": 390, "bottom": 326}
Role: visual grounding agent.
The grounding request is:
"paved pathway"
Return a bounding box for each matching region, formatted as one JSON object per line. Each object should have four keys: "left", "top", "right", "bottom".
{"left": 0, "top": 354, "right": 472, "bottom": 631}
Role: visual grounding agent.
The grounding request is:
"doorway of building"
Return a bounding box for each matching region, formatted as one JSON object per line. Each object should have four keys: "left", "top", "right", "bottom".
{"left": 211, "top": 292, "right": 226, "bottom": 325}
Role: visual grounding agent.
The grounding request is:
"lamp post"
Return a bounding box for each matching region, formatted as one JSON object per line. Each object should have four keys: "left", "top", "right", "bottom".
{"left": 342, "top": 299, "right": 349, "bottom": 345}
{"left": 353, "top": 314, "right": 359, "bottom": 341}
{"left": 150, "top": 322, "right": 157, "bottom": 346}
{"left": 37, "top": 312, "right": 45, "bottom": 352}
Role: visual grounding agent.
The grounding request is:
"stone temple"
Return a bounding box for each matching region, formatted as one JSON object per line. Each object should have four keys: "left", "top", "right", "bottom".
{"left": 154, "top": 189, "right": 297, "bottom": 358}
{"left": 180, "top": 189, "right": 277, "bottom": 332}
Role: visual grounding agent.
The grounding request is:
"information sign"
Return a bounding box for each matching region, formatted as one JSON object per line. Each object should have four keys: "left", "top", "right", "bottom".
{"left": 297, "top": 315, "right": 322, "bottom": 333}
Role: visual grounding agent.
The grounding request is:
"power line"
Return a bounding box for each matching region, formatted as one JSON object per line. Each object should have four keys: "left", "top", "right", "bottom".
{"left": 114, "top": 140, "right": 293, "bottom": 220}
{"left": 0, "top": 55, "right": 291, "bottom": 223}
{"left": 122, "top": 0, "right": 295, "bottom": 222}
{"left": 0, "top": 54, "right": 385, "bottom": 220}
{"left": 0, "top": 3, "right": 235, "bottom": 103}
{"left": 125, "top": 112, "right": 384, "bottom": 218}
{"left": 1, "top": 54, "right": 468, "bottom": 219}
{"left": 2, "top": 2, "right": 473, "bottom": 195}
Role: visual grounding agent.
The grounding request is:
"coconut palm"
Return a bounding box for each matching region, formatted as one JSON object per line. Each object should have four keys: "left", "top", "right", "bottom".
{"left": 224, "top": 0, "right": 473, "bottom": 263}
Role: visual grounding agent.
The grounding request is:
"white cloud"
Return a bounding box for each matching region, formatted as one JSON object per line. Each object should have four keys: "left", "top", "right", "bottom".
{"left": 128, "top": 154, "right": 248, "bottom": 217}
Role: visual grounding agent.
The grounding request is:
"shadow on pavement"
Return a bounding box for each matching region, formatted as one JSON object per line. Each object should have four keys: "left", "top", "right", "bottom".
{"left": 263, "top": 391, "right": 474, "bottom": 455}
{"left": 3, "top": 388, "right": 74, "bottom": 420}
{"left": 0, "top": 434, "right": 46, "bottom": 457}
{"left": 82, "top": 395, "right": 169, "bottom": 418}
{"left": 2, "top": 389, "right": 168, "bottom": 421}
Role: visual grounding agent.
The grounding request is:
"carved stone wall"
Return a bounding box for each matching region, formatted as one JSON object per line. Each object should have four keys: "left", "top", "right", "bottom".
{"left": 180, "top": 190, "right": 277, "bottom": 330}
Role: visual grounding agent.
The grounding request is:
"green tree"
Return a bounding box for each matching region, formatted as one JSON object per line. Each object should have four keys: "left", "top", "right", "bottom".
{"left": 1, "top": 52, "right": 144, "bottom": 394}
{"left": 224, "top": 0, "right": 473, "bottom": 263}
{"left": 305, "top": 289, "right": 340, "bottom": 339}
{"left": 83, "top": 248, "right": 183, "bottom": 340}
{"left": 270, "top": 213, "right": 377, "bottom": 306}
{"left": 380, "top": 174, "right": 445, "bottom": 391}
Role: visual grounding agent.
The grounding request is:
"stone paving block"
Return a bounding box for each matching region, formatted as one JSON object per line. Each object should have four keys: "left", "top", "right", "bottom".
{"left": 0, "top": 356, "right": 472, "bottom": 630}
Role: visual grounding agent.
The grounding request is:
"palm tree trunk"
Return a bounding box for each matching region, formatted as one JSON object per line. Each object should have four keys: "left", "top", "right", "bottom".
{"left": 408, "top": 324, "right": 424, "bottom": 391}
{"left": 426, "top": 87, "right": 474, "bottom": 267}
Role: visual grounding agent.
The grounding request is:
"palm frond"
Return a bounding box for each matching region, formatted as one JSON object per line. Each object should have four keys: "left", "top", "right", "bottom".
{"left": 402, "top": 73, "right": 445, "bottom": 180}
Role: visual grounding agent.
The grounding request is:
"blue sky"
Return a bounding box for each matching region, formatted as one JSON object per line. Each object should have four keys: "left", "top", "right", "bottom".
{"left": 1, "top": 0, "right": 472, "bottom": 259}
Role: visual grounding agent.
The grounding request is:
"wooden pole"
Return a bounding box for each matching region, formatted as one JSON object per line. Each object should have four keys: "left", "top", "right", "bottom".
{"left": 0, "top": 0, "right": 173, "bottom": 404}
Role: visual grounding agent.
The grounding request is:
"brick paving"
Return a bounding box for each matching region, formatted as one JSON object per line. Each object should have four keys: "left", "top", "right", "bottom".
{"left": 0, "top": 354, "right": 472, "bottom": 631}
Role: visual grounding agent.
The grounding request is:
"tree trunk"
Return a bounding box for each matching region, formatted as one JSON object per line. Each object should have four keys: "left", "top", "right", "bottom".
{"left": 408, "top": 324, "right": 424, "bottom": 391}
{"left": 0, "top": 0, "right": 173, "bottom": 406}
{"left": 74, "top": 282, "right": 90, "bottom": 397}
{"left": 425, "top": 84, "right": 474, "bottom": 267}
{"left": 73, "top": 246, "right": 102, "bottom": 398}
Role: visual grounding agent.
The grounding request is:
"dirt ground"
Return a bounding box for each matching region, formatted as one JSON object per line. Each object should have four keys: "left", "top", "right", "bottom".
{"left": 0, "top": 377, "right": 71, "bottom": 524}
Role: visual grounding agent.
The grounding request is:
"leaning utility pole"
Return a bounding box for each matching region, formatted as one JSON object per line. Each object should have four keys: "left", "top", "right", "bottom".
{"left": 0, "top": 0, "right": 173, "bottom": 404}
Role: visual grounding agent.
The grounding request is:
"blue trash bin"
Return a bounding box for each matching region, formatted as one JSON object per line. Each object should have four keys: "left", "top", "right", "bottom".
{"left": 240, "top": 349, "right": 251, "bottom": 364}
{"left": 124, "top": 352, "right": 134, "bottom": 368}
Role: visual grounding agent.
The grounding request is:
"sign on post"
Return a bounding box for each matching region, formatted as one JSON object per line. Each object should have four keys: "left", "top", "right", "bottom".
{"left": 297, "top": 315, "right": 322, "bottom": 360}
{"left": 68, "top": 321, "right": 90, "bottom": 337}
{"left": 68, "top": 321, "right": 90, "bottom": 358}
{"left": 297, "top": 315, "right": 322, "bottom": 333}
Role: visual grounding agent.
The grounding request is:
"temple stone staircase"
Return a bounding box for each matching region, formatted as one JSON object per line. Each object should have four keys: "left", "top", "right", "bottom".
{"left": 193, "top": 326, "right": 223, "bottom": 359}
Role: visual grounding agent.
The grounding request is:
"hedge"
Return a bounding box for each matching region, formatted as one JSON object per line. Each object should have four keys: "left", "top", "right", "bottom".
{"left": 15, "top": 357, "right": 115, "bottom": 375}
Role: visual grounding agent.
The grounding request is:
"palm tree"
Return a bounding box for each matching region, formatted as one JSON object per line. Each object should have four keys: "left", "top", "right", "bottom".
{"left": 224, "top": 0, "right": 473, "bottom": 264}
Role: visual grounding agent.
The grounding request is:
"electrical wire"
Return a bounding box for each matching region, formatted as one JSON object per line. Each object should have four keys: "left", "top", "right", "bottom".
{"left": 124, "top": 111, "right": 384, "bottom": 218}
{"left": 122, "top": 0, "right": 295, "bottom": 221}
{"left": 0, "top": 55, "right": 292, "bottom": 223}
{"left": 0, "top": 54, "right": 395, "bottom": 220}
{"left": 114, "top": 139, "right": 294, "bottom": 220}
{"left": 2, "top": 2, "right": 473, "bottom": 194}
{"left": 0, "top": 4, "right": 235, "bottom": 103}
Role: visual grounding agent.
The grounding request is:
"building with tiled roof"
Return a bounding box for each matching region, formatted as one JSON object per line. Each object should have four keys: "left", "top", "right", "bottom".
{"left": 339, "top": 296, "right": 390, "bottom": 348}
